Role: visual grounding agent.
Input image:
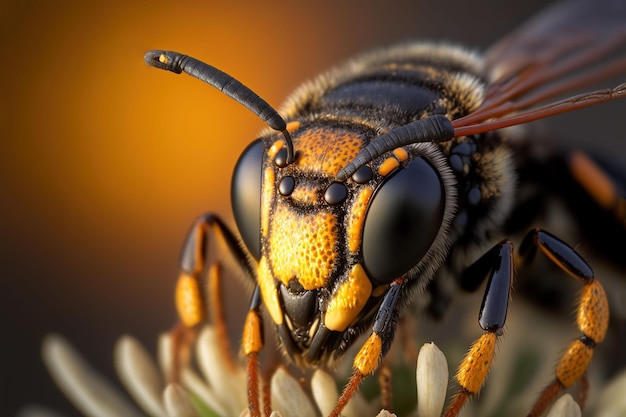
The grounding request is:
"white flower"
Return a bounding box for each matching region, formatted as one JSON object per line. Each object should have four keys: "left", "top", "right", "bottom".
{"left": 18, "top": 323, "right": 623, "bottom": 417}
{"left": 416, "top": 343, "right": 448, "bottom": 417}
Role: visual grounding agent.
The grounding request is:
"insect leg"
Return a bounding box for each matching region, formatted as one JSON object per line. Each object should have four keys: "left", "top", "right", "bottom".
{"left": 566, "top": 150, "right": 626, "bottom": 221}
{"left": 561, "top": 150, "right": 626, "bottom": 262}
{"left": 377, "top": 363, "right": 393, "bottom": 412}
{"left": 518, "top": 228, "right": 609, "bottom": 417}
{"left": 329, "top": 278, "right": 404, "bottom": 417}
{"left": 173, "top": 213, "right": 255, "bottom": 378}
{"left": 444, "top": 240, "right": 513, "bottom": 417}
{"left": 241, "top": 285, "right": 267, "bottom": 417}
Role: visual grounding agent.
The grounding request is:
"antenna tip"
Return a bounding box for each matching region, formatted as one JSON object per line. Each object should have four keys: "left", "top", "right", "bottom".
{"left": 144, "top": 50, "right": 184, "bottom": 74}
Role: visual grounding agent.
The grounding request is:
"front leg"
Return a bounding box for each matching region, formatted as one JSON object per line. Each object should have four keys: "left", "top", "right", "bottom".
{"left": 445, "top": 240, "right": 514, "bottom": 417}
{"left": 330, "top": 278, "right": 404, "bottom": 417}
{"left": 172, "top": 213, "right": 255, "bottom": 379}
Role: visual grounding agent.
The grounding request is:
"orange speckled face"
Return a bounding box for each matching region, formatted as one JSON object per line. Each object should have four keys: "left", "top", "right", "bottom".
{"left": 252, "top": 124, "right": 387, "bottom": 366}
{"left": 265, "top": 126, "right": 366, "bottom": 291}
{"left": 238, "top": 122, "right": 449, "bottom": 367}
{"left": 268, "top": 206, "right": 338, "bottom": 290}
{"left": 294, "top": 127, "right": 364, "bottom": 177}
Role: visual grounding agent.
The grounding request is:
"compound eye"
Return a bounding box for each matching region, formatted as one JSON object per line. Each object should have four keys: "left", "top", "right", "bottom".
{"left": 231, "top": 139, "right": 264, "bottom": 259}
{"left": 362, "top": 157, "right": 444, "bottom": 285}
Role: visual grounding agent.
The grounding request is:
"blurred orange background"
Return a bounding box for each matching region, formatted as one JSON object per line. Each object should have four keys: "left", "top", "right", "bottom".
{"left": 1, "top": 1, "right": 624, "bottom": 415}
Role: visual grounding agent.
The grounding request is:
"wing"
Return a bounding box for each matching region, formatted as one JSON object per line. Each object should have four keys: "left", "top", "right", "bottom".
{"left": 452, "top": 0, "right": 626, "bottom": 136}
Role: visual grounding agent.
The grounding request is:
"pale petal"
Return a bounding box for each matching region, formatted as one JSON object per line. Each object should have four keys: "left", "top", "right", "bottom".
{"left": 114, "top": 335, "right": 168, "bottom": 417}
{"left": 310, "top": 369, "right": 376, "bottom": 417}
{"left": 181, "top": 369, "right": 232, "bottom": 417}
{"left": 311, "top": 369, "right": 338, "bottom": 417}
{"left": 157, "top": 331, "right": 175, "bottom": 378}
{"left": 270, "top": 367, "right": 317, "bottom": 417}
{"left": 545, "top": 394, "right": 581, "bottom": 417}
{"left": 163, "top": 384, "right": 200, "bottom": 417}
{"left": 595, "top": 369, "right": 626, "bottom": 417}
{"left": 343, "top": 390, "right": 378, "bottom": 417}
{"left": 157, "top": 332, "right": 230, "bottom": 417}
{"left": 196, "top": 326, "right": 248, "bottom": 415}
{"left": 42, "top": 334, "right": 145, "bottom": 417}
{"left": 376, "top": 410, "right": 397, "bottom": 417}
{"left": 416, "top": 342, "right": 449, "bottom": 417}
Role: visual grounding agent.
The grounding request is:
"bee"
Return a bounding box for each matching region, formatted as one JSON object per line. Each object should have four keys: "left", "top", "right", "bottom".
{"left": 144, "top": 0, "right": 625, "bottom": 415}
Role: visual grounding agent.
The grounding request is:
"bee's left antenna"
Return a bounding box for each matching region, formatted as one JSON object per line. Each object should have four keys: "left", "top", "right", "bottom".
{"left": 145, "top": 50, "right": 295, "bottom": 164}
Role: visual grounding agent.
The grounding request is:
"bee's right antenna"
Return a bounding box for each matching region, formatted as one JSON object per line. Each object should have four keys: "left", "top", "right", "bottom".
{"left": 145, "top": 50, "right": 295, "bottom": 165}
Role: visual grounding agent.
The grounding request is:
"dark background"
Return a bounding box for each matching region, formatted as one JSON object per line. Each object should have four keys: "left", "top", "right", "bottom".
{"left": 2, "top": 0, "right": 624, "bottom": 416}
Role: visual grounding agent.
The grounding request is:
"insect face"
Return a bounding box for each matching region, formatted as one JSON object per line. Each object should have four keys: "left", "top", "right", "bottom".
{"left": 231, "top": 121, "right": 457, "bottom": 366}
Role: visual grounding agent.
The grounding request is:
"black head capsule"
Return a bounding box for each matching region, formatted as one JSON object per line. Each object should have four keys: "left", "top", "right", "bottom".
{"left": 144, "top": 50, "right": 295, "bottom": 164}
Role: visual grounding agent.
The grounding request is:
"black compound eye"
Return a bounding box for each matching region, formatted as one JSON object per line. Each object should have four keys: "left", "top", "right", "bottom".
{"left": 362, "top": 157, "right": 444, "bottom": 285}
{"left": 231, "top": 139, "right": 264, "bottom": 259}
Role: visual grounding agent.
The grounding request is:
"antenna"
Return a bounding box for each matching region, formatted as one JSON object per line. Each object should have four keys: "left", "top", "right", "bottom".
{"left": 145, "top": 50, "right": 295, "bottom": 164}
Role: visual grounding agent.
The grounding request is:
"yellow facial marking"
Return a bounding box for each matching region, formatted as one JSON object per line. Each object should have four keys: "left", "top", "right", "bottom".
{"left": 378, "top": 157, "right": 400, "bottom": 176}
{"left": 456, "top": 332, "right": 497, "bottom": 394}
{"left": 324, "top": 264, "right": 372, "bottom": 332}
{"left": 261, "top": 167, "right": 275, "bottom": 238}
{"left": 257, "top": 257, "right": 283, "bottom": 325}
{"left": 286, "top": 121, "right": 301, "bottom": 133}
{"left": 354, "top": 333, "right": 383, "bottom": 375}
{"left": 393, "top": 147, "right": 409, "bottom": 161}
{"left": 175, "top": 272, "right": 204, "bottom": 327}
{"left": 268, "top": 206, "right": 337, "bottom": 290}
{"left": 347, "top": 187, "right": 373, "bottom": 253}
{"left": 268, "top": 140, "right": 283, "bottom": 159}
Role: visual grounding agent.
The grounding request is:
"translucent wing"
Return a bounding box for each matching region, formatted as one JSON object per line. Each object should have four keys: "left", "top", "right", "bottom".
{"left": 453, "top": 0, "right": 626, "bottom": 136}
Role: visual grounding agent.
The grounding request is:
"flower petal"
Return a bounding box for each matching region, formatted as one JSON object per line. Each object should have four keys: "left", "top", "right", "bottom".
{"left": 416, "top": 342, "right": 449, "bottom": 417}
{"left": 163, "top": 384, "right": 200, "bottom": 417}
{"left": 270, "top": 367, "right": 317, "bottom": 417}
{"left": 114, "top": 335, "right": 168, "bottom": 417}
{"left": 310, "top": 369, "right": 377, "bottom": 417}
{"left": 545, "top": 394, "right": 581, "bottom": 417}
{"left": 42, "top": 334, "right": 145, "bottom": 417}
{"left": 311, "top": 369, "right": 338, "bottom": 417}
{"left": 595, "top": 369, "right": 626, "bottom": 417}
{"left": 343, "top": 391, "right": 377, "bottom": 417}
{"left": 196, "top": 326, "right": 248, "bottom": 415}
{"left": 157, "top": 331, "right": 230, "bottom": 417}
